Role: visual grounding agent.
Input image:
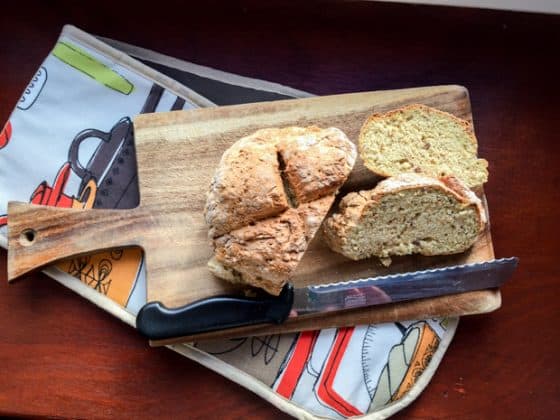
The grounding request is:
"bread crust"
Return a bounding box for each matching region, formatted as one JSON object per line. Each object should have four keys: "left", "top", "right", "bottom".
{"left": 323, "top": 173, "right": 486, "bottom": 261}
{"left": 205, "top": 126, "right": 356, "bottom": 295}
{"left": 277, "top": 126, "right": 357, "bottom": 203}
{"left": 204, "top": 133, "right": 289, "bottom": 239}
{"left": 210, "top": 195, "right": 335, "bottom": 295}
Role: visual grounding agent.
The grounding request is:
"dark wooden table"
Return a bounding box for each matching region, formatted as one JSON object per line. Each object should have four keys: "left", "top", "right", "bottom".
{"left": 1, "top": 1, "right": 558, "bottom": 418}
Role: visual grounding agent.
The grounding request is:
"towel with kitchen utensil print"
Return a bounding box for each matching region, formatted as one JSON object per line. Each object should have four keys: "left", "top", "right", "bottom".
{"left": 0, "top": 25, "right": 457, "bottom": 420}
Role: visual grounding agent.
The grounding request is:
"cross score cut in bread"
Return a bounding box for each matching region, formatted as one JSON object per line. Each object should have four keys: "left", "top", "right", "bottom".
{"left": 205, "top": 126, "right": 357, "bottom": 295}
{"left": 359, "top": 104, "right": 488, "bottom": 188}
{"left": 323, "top": 173, "right": 487, "bottom": 264}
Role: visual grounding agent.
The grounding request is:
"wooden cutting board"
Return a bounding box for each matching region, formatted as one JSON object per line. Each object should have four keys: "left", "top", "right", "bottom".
{"left": 7, "top": 85, "right": 500, "bottom": 345}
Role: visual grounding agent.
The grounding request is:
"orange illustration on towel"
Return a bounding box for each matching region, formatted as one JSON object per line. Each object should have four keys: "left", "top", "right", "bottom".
{"left": 391, "top": 322, "right": 440, "bottom": 401}
{"left": 58, "top": 248, "right": 143, "bottom": 306}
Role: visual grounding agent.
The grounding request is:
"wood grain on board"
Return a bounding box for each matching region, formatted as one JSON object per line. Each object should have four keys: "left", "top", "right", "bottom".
{"left": 7, "top": 85, "right": 498, "bottom": 344}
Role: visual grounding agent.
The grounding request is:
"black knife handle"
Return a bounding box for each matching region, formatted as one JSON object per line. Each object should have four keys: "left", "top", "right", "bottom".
{"left": 136, "top": 284, "right": 294, "bottom": 340}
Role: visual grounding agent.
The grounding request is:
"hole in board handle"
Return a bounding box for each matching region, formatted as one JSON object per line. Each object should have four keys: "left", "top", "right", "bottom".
{"left": 19, "top": 229, "right": 37, "bottom": 246}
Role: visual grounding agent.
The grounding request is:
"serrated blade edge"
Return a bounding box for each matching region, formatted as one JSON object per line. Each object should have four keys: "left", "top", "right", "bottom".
{"left": 292, "top": 257, "right": 518, "bottom": 315}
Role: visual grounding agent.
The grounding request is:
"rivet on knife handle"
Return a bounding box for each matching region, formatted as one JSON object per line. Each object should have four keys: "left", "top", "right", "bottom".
{"left": 136, "top": 284, "right": 294, "bottom": 340}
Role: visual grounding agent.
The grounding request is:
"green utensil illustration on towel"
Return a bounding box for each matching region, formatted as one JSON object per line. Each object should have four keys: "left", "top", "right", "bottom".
{"left": 53, "top": 41, "right": 134, "bottom": 95}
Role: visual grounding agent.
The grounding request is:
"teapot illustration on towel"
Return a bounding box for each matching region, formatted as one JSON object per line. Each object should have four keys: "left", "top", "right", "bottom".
{"left": 68, "top": 116, "right": 139, "bottom": 210}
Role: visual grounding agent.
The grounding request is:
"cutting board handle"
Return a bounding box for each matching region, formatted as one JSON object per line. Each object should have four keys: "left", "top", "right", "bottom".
{"left": 7, "top": 201, "right": 142, "bottom": 281}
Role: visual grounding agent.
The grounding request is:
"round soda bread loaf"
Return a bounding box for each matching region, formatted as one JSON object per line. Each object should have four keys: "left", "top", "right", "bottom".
{"left": 205, "top": 126, "right": 357, "bottom": 295}
{"left": 323, "top": 173, "right": 486, "bottom": 264}
{"left": 359, "top": 104, "right": 488, "bottom": 188}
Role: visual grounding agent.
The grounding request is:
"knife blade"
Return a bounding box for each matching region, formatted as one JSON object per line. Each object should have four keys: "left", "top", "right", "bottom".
{"left": 136, "top": 257, "right": 518, "bottom": 340}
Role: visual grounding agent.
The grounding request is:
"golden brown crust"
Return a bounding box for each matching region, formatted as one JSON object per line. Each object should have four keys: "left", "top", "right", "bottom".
{"left": 438, "top": 175, "right": 487, "bottom": 226}
{"left": 277, "top": 127, "right": 357, "bottom": 203}
{"left": 211, "top": 196, "right": 335, "bottom": 295}
{"left": 205, "top": 127, "right": 356, "bottom": 295}
{"left": 204, "top": 132, "right": 289, "bottom": 239}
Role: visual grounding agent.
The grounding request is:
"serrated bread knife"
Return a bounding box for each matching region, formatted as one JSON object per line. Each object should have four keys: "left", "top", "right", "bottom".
{"left": 136, "top": 257, "right": 518, "bottom": 340}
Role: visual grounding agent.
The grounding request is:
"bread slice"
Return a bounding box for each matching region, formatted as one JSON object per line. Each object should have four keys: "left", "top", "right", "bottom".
{"left": 323, "top": 173, "right": 486, "bottom": 263}
{"left": 205, "top": 126, "right": 357, "bottom": 295}
{"left": 359, "top": 104, "right": 488, "bottom": 188}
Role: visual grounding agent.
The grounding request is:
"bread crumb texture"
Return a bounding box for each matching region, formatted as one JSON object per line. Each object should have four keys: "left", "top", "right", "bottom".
{"left": 205, "top": 126, "right": 356, "bottom": 295}
{"left": 359, "top": 104, "right": 488, "bottom": 188}
{"left": 323, "top": 173, "right": 486, "bottom": 262}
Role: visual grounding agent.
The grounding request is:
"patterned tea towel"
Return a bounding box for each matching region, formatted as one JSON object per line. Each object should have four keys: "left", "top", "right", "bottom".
{"left": 0, "top": 25, "right": 458, "bottom": 419}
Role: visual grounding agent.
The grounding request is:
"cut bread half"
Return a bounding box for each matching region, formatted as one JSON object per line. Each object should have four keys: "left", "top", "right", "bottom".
{"left": 205, "top": 126, "right": 357, "bottom": 295}
{"left": 323, "top": 173, "right": 486, "bottom": 264}
{"left": 359, "top": 104, "right": 488, "bottom": 188}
